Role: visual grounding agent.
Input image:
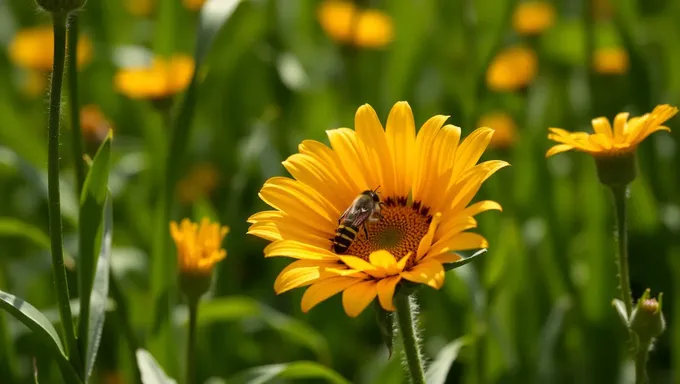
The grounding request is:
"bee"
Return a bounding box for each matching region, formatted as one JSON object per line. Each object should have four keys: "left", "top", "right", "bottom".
{"left": 331, "top": 188, "right": 383, "bottom": 254}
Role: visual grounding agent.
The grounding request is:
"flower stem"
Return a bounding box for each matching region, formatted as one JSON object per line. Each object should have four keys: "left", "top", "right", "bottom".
{"left": 47, "top": 13, "right": 81, "bottom": 369}
{"left": 635, "top": 341, "right": 650, "bottom": 384}
{"left": 67, "top": 15, "right": 85, "bottom": 193}
{"left": 185, "top": 298, "right": 199, "bottom": 384}
{"left": 395, "top": 294, "right": 426, "bottom": 384}
{"left": 611, "top": 186, "right": 633, "bottom": 316}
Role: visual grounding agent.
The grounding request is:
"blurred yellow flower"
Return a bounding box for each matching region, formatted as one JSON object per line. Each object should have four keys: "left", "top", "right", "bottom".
{"left": 114, "top": 55, "right": 195, "bottom": 100}
{"left": 124, "top": 0, "right": 155, "bottom": 16}
{"left": 183, "top": 0, "right": 206, "bottom": 11}
{"left": 249, "top": 102, "right": 507, "bottom": 317}
{"left": 9, "top": 26, "right": 92, "bottom": 72}
{"left": 546, "top": 104, "right": 678, "bottom": 158}
{"left": 20, "top": 70, "right": 48, "bottom": 98}
{"left": 478, "top": 112, "right": 518, "bottom": 149}
{"left": 593, "top": 47, "right": 629, "bottom": 75}
{"left": 512, "top": 1, "right": 556, "bottom": 36}
{"left": 486, "top": 46, "right": 538, "bottom": 92}
{"left": 177, "top": 163, "right": 220, "bottom": 204}
{"left": 80, "top": 105, "right": 113, "bottom": 145}
{"left": 317, "top": 0, "right": 393, "bottom": 48}
{"left": 171, "top": 218, "right": 229, "bottom": 276}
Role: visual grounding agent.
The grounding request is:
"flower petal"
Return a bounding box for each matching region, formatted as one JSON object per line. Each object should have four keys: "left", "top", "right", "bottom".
{"left": 355, "top": 104, "right": 393, "bottom": 194}
{"left": 412, "top": 115, "right": 449, "bottom": 203}
{"left": 385, "top": 101, "right": 416, "bottom": 197}
{"left": 301, "top": 276, "right": 363, "bottom": 313}
{"left": 377, "top": 276, "right": 401, "bottom": 311}
{"left": 545, "top": 144, "right": 573, "bottom": 157}
{"left": 369, "top": 250, "right": 398, "bottom": 272}
{"left": 339, "top": 255, "right": 385, "bottom": 278}
{"left": 459, "top": 200, "right": 502, "bottom": 217}
{"left": 612, "top": 112, "right": 629, "bottom": 138}
{"left": 452, "top": 127, "right": 494, "bottom": 181}
{"left": 274, "top": 260, "right": 344, "bottom": 294}
{"left": 428, "top": 232, "right": 488, "bottom": 256}
{"left": 299, "top": 139, "right": 363, "bottom": 193}
{"left": 416, "top": 212, "right": 441, "bottom": 261}
{"left": 264, "top": 240, "right": 339, "bottom": 260}
{"left": 342, "top": 280, "right": 378, "bottom": 317}
{"left": 259, "top": 177, "right": 339, "bottom": 229}
{"left": 591, "top": 117, "right": 613, "bottom": 138}
{"left": 400, "top": 260, "right": 445, "bottom": 289}
{"left": 326, "top": 128, "right": 370, "bottom": 191}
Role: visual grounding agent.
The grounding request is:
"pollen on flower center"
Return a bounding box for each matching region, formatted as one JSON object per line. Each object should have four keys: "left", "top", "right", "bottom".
{"left": 346, "top": 197, "right": 431, "bottom": 267}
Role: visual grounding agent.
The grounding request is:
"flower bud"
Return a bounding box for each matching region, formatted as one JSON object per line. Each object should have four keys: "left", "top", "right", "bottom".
{"left": 594, "top": 152, "right": 637, "bottom": 187}
{"left": 629, "top": 289, "right": 666, "bottom": 342}
{"left": 36, "top": 0, "right": 86, "bottom": 13}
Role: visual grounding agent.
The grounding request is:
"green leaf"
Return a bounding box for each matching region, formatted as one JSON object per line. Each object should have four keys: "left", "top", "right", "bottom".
{"left": 77, "top": 134, "right": 112, "bottom": 377}
{"left": 425, "top": 336, "right": 472, "bottom": 384}
{"left": 196, "top": 0, "right": 243, "bottom": 66}
{"left": 613, "top": 299, "right": 629, "bottom": 326}
{"left": 175, "top": 297, "right": 331, "bottom": 363}
{"left": 226, "top": 361, "right": 351, "bottom": 384}
{"left": 537, "top": 297, "right": 572, "bottom": 381}
{"left": 83, "top": 195, "right": 113, "bottom": 380}
{"left": 0, "top": 291, "right": 80, "bottom": 383}
{"left": 136, "top": 349, "right": 177, "bottom": 384}
{"left": 374, "top": 301, "right": 394, "bottom": 358}
{"left": 0, "top": 218, "right": 75, "bottom": 266}
{"left": 444, "top": 249, "right": 488, "bottom": 271}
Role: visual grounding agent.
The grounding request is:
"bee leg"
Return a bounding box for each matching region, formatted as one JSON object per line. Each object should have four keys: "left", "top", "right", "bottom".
{"left": 362, "top": 225, "right": 369, "bottom": 240}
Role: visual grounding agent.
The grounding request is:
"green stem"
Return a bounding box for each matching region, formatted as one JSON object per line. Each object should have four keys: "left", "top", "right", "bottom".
{"left": 186, "top": 298, "right": 199, "bottom": 384}
{"left": 47, "top": 13, "right": 81, "bottom": 370}
{"left": 611, "top": 186, "right": 633, "bottom": 316}
{"left": 635, "top": 341, "right": 650, "bottom": 384}
{"left": 394, "top": 295, "right": 426, "bottom": 384}
{"left": 67, "top": 15, "right": 85, "bottom": 193}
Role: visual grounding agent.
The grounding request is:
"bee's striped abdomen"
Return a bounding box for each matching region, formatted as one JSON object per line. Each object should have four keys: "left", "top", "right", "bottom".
{"left": 332, "top": 224, "right": 358, "bottom": 254}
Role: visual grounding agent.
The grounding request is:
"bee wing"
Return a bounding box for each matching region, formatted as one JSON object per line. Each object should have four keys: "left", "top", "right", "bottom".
{"left": 348, "top": 208, "right": 373, "bottom": 228}
{"left": 338, "top": 204, "right": 353, "bottom": 224}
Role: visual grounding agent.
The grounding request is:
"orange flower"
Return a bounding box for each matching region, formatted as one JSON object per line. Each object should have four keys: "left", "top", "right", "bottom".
{"left": 512, "top": 2, "right": 556, "bottom": 36}
{"left": 317, "top": 0, "right": 393, "bottom": 48}
{"left": 486, "top": 46, "right": 538, "bottom": 91}
{"left": 9, "top": 26, "right": 92, "bottom": 72}
{"left": 478, "top": 112, "right": 518, "bottom": 149}
{"left": 124, "top": 0, "right": 155, "bottom": 16}
{"left": 183, "top": 0, "right": 206, "bottom": 11}
{"left": 177, "top": 163, "right": 220, "bottom": 204}
{"left": 171, "top": 218, "right": 229, "bottom": 276}
{"left": 593, "top": 47, "right": 629, "bottom": 75}
{"left": 80, "top": 105, "right": 113, "bottom": 144}
{"left": 114, "top": 55, "right": 195, "bottom": 100}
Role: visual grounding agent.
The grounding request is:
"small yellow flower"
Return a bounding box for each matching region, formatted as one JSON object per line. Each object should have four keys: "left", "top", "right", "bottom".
{"left": 171, "top": 218, "right": 229, "bottom": 277}
{"left": 317, "top": 0, "right": 393, "bottom": 48}
{"left": 80, "top": 105, "right": 113, "bottom": 145}
{"left": 593, "top": 47, "right": 629, "bottom": 75}
{"left": 183, "top": 0, "right": 206, "bottom": 11}
{"left": 486, "top": 46, "right": 538, "bottom": 92}
{"left": 177, "top": 163, "right": 220, "bottom": 204}
{"left": 478, "top": 112, "right": 518, "bottom": 149}
{"left": 114, "top": 55, "right": 195, "bottom": 100}
{"left": 124, "top": 0, "right": 155, "bottom": 16}
{"left": 249, "top": 102, "right": 507, "bottom": 317}
{"left": 512, "top": 1, "right": 556, "bottom": 36}
{"left": 546, "top": 104, "right": 678, "bottom": 158}
{"left": 19, "top": 70, "right": 48, "bottom": 98}
{"left": 9, "top": 26, "right": 92, "bottom": 72}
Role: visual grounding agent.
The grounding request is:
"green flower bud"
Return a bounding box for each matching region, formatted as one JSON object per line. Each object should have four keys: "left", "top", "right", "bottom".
{"left": 35, "top": 0, "right": 86, "bottom": 13}
{"left": 594, "top": 152, "right": 637, "bottom": 187}
{"left": 629, "top": 289, "right": 666, "bottom": 342}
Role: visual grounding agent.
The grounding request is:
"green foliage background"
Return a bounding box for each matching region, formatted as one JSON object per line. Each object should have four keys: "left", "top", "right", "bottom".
{"left": 1, "top": 0, "right": 680, "bottom": 383}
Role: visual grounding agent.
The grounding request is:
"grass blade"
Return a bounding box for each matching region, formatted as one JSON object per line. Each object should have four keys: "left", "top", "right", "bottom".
{"left": 136, "top": 349, "right": 177, "bottom": 384}
{"left": 425, "top": 336, "right": 473, "bottom": 384}
{"left": 227, "top": 361, "right": 350, "bottom": 384}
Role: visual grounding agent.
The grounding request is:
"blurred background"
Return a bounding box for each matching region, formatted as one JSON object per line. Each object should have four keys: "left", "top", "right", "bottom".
{"left": 1, "top": 0, "right": 680, "bottom": 383}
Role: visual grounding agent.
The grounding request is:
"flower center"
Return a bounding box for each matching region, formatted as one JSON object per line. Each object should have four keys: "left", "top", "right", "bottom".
{"left": 346, "top": 197, "right": 432, "bottom": 268}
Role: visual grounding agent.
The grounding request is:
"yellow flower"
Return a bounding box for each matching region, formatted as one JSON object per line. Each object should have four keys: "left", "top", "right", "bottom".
{"left": 317, "top": 0, "right": 393, "bottom": 48}
{"left": 114, "top": 55, "right": 195, "bottom": 100}
{"left": 9, "top": 26, "right": 92, "bottom": 72}
{"left": 80, "top": 105, "right": 113, "bottom": 145}
{"left": 478, "top": 112, "right": 518, "bottom": 149}
{"left": 546, "top": 104, "right": 678, "bottom": 158}
{"left": 593, "top": 47, "right": 629, "bottom": 75}
{"left": 19, "top": 70, "right": 48, "bottom": 98}
{"left": 248, "top": 102, "right": 508, "bottom": 317}
{"left": 486, "top": 46, "right": 538, "bottom": 91}
{"left": 124, "top": 0, "right": 155, "bottom": 16}
{"left": 177, "top": 163, "right": 220, "bottom": 204}
{"left": 512, "top": 1, "right": 556, "bottom": 36}
{"left": 171, "top": 218, "right": 229, "bottom": 276}
{"left": 183, "top": 0, "right": 206, "bottom": 11}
